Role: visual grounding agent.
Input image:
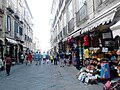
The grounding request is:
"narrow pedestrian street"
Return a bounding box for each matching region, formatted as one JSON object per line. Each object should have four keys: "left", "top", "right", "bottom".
{"left": 0, "top": 62, "right": 103, "bottom": 90}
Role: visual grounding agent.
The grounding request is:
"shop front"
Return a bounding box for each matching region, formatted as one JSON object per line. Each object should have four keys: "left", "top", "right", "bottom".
{"left": 6, "top": 38, "right": 18, "bottom": 64}
{"left": 110, "top": 20, "right": 120, "bottom": 76}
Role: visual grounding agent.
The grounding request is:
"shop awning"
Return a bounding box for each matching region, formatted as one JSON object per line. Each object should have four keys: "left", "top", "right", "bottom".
{"left": 6, "top": 38, "right": 18, "bottom": 45}
{"left": 81, "top": 7, "right": 117, "bottom": 34}
{"left": 110, "top": 20, "right": 120, "bottom": 38}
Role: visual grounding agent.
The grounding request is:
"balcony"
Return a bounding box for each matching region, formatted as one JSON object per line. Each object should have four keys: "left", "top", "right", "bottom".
{"left": 76, "top": 4, "right": 88, "bottom": 26}
{"left": 7, "top": 1, "right": 14, "bottom": 14}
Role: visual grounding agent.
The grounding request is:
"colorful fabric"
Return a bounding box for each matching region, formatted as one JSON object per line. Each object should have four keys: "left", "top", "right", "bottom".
{"left": 84, "top": 49, "right": 89, "bottom": 58}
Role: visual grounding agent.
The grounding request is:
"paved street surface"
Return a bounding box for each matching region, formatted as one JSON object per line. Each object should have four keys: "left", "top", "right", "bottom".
{"left": 0, "top": 62, "right": 103, "bottom": 90}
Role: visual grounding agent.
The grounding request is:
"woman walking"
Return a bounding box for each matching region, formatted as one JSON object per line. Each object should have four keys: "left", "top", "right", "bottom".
{"left": 27, "top": 53, "right": 32, "bottom": 65}
{"left": 5, "top": 54, "right": 12, "bottom": 76}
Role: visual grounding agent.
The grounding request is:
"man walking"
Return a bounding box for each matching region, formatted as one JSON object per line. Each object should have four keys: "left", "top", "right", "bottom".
{"left": 60, "top": 52, "right": 65, "bottom": 67}
{"left": 5, "top": 54, "right": 12, "bottom": 76}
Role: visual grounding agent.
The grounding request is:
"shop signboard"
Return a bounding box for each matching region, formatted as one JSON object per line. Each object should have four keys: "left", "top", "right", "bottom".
{"left": 100, "top": 62, "right": 110, "bottom": 79}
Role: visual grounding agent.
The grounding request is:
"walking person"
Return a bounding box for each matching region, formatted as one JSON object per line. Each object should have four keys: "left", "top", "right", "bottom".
{"left": 20, "top": 52, "right": 24, "bottom": 64}
{"left": 42, "top": 52, "right": 46, "bottom": 64}
{"left": 53, "top": 52, "right": 57, "bottom": 65}
{"left": 46, "top": 52, "right": 50, "bottom": 64}
{"left": 34, "top": 52, "right": 40, "bottom": 65}
{"left": 50, "top": 54, "right": 53, "bottom": 64}
{"left": 27, "top": 53, "right": 32, "bottom": 65}
{"left": 0, "top": 58, "right": 4, "bottom": 71}
{"left": 60, "top": 52, "right": 65, "bottom": 67}
{"left": 5, "top": 54, "right": 12, "bottom": 76}
{"left": 38, "top": 52, "right": 42, "bottom": 65}
{"left": 25, "top": 53, "right": 28, "bottom": 66}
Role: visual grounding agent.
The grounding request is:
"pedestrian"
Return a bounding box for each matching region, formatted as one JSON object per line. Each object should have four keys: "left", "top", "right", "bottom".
{"left": 53, "top": 52, "right": 57, "bottom": 65}
{"left": 50, "top": 54, "right": 53, "bottom": 64}
{"left": 37, "top": 52, "right": 42, "bottom": 65}
{"left": 34, "top": 52, "right": 40, "bottom": 65}
{"left": 0, "top": 58, "right": 4, "bottom": 71}
{"left": 42, "top": 52, "right": 46, "bottom": 64}
{"left": 20, "top": 52, "right": 24, "bottom": 64}
{"left": 25, "top": 53, "right": 28, "bottom": 66}
{"left": 46, "top": 52, "right": 50, "bottom": 64}
{"left": 27, "top": 53, "right": 32, "bottom": 65}
{"left": 5, "top": 54, "right": 12, "bottom": 76}
{"left": 60, "top": 52, "right": 65, "bottom": 67}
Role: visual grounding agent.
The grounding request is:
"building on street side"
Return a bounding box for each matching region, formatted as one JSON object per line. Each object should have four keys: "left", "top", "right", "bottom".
{"left": 50, "top": 0, "right": 120, "bottom": 81}
{"left": 0, "top": 0, "right": 33, "bottom": 64}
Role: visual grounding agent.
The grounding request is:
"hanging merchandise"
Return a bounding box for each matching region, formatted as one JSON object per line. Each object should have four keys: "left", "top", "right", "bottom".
{"left": 83, "top": 35, "right": 89, "bottom": 46}
{"left": 67, "top": 37, "right": 71, "bottom": 44}
{"left": 84, "top": 49, "right": 89, "bottom": 59}
{"left": 116, "top": 48, "right": 120, "bottom": 55}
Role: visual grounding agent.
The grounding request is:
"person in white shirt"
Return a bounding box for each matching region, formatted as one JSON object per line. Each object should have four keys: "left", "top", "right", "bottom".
{"left": 0, "top": 58, "right": 4, "bottom": 71}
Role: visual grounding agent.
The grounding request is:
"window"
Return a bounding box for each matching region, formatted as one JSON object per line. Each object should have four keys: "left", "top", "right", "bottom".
{"left": 97, "top": 0, "right": 108, "bottom": 6}
{"left": 60, "top": 18, "right": 62, "bottom": 31}
{"left": 63, "top": 12, "right": 66, "bottom": 27}
{"left": 78, "top": 0, "right": 85, "bottom": 9}
{"left": 14, "top": 21, "right": 18, "bottom": 33}
{"left": 19, "top": 27, "right": 23, "bottom": 36}
{"left": 7, "top": 15, "right": 11, "bottom": 31}
{"left": 76, "top": 0, "right": 87, "bottom": 24}
{"left": 68, "top": 1, "right": 73, "bottom": 21}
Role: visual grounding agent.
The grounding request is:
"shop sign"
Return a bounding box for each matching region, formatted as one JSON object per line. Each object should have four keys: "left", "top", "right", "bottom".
{"left": 102, "top": 32, "right": 112, "bottom": 39}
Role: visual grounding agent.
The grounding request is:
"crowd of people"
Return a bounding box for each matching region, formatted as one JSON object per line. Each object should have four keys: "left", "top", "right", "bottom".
{"left": 0, "top": 51, "right": 73, "bottom": 76}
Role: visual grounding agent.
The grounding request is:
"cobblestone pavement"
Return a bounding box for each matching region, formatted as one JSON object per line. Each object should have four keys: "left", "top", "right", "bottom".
{"left": 0, "top": 62, "right": 103, "bottom": 90}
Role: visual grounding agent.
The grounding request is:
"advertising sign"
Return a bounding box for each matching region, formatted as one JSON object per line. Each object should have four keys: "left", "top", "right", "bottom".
{"left": 100, "top": 62, "right": 110, "bottom": 79}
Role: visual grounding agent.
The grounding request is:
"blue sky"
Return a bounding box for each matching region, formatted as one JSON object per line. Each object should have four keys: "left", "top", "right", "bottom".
{"left": 27, "top": 0, "right": 53, "bottom": 52}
